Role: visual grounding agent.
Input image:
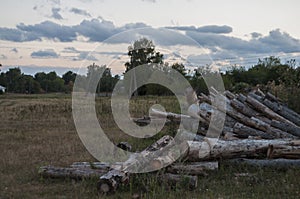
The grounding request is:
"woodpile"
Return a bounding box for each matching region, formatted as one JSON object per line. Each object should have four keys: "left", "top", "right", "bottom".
{"left": 39, "top": 89, "right": 300, "bottom": 194}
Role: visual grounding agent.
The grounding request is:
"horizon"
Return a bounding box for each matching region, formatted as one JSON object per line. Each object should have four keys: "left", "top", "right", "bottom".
{"left": 1, "top": 0, "right": 300, "bottom": 75}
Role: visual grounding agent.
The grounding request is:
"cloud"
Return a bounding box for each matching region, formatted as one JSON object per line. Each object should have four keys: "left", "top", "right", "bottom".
{"left": 70, "top": 8, "right": 91, "bottom": 17}
{"left": 62, "top": 47, "right": 98, "bottom": 61}
{"left": 251, "top": 32, "right": 262, "bottom": 39}
{"left": 16, "top": 21, "right": 76, "bottom": 42}
{"left": 11, "top": 48, "right": 18, "bottom": 53}
{"left": 0, "top": 54, "right": 7, "bottom": 60}
{"left": 73, "top": 51, "right": 98, "bottom": 61}
{"left": 141, "top": 0, "right": 156, "bottom": 3}
{"left": 1, "top": 18, "right": 300, "bottom": 68}
{"left": 167, "top": 25, "right": 233, "bottom": 34}
{"left": 51, "top": 7, "right": 63, "bottom": 20}
{"left": 31, "top": 49, "right": 59, "bottom": 58}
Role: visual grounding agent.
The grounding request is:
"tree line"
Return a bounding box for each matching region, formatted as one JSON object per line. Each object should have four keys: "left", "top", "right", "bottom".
{"left": 0, "top": 38, "right": 299, "bottom": 112}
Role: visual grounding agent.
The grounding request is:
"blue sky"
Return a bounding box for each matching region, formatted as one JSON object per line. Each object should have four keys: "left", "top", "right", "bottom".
{"left": 1, "top": 0, "right": 300, "bottom": 75}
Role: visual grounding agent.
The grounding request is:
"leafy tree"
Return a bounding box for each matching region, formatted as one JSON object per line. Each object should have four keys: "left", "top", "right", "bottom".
{"left": 124, "top": 38, "right": 164, "bottom": 95}
{"left": 62, "top": 71, "right": 77, "bottom": 85}
{"left": 125, "top": 38, "right": 163, "bottom": 72}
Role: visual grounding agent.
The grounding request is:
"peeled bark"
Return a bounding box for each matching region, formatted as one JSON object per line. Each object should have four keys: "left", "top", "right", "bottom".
{"left": 185, "top": 139, "right": 300, "bottom": 161}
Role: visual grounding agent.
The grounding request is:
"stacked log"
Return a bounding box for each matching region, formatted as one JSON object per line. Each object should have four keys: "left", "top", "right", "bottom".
{"left": 39, "top": 89, "right": 300, "bottom": 194}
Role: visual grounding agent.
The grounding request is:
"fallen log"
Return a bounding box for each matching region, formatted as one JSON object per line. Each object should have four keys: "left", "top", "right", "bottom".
{"left": 166, "top": 161, "right": 218, "bottom": 175}
{"left": 184, "top": 138, "right": 300, "bottom": 161}
{"left": 262, "top": 98, "right": 300, "bottom": 126}
{"left": 97, "top": 169, "right": 129, "bottom": 194}
{"left": 271, "top": 120, "right": 300, "bottom": 137}
{"left": 246, "top": 95, "right": 295, "bottom": 125}
{"left": 233, "top": 122, "right": 274, "bottom": 139}
{"left": 70, "top": 162, "right": 110, "bottom": 170}
{"left": 226, "top": 158, "right": 300, "bottom": 169}
{"left": 38, "top": 166, "right": 107, "bottom": 180}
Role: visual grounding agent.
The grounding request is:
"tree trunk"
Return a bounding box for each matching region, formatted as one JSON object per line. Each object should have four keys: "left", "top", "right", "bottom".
{"left": 38, "top": 166, "right": 107, "bottom": 180}
{"left": 226, "top": 158, "right": 300, "bottom": 169}
{"left": 271, "top": 120, "right": 300, "bottom": 137}
{"left": 246, "top": 95, "right": 294, "bottom": 125}
{"left": 166, "top": 161, "right": 218, "bottom": 175}
{"left": 233, "top": 122, "right": 274, "bottom": 139}
{"left": 184, "top": 139, "right": 300, "bottom": 161}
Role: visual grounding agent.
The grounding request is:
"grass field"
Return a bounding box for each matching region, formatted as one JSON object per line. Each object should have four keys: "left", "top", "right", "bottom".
{"left": 0, "top": 93, "right": 299, "bottom": 198}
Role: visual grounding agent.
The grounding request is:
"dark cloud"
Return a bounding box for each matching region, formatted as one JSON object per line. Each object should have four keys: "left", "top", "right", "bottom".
{"left": 251, "top": 32, "right": 262, "bottom": 38}
{"left": 70, "top": 8, "right": 91, "bottom": 17}
{"left": 31, "top": 49, "right": 59, "bottom": 58}
{"left": 63, "top": 47, "right": 80, "bottom": 53}
{"left": 167, "top": 25, "right": 233, "bottom": 34}
{"left": 51, "top": 7, "right": 63, "bottom": 20}
{"left": 11, "top": 48, "right": 18, "bottom": 53}
{"left": 16, "top": 21, "right": 76, "bottom": 42}
{"left": 1, "top": 19, "right": 300, "bottom": 66}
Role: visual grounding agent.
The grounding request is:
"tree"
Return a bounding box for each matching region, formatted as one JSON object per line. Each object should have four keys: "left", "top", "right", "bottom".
{"left": 62, "top": 71, "right": 77, "bottom": 85}
{"left": 125, "top": 38, "right": 163, "bottom": 72}
{"left": 124, "top": 38, "right": 164, "bottom": 96}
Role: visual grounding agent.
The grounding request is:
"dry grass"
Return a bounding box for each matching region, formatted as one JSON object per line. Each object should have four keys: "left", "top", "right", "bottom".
{"left": 0, "top": 94, "right": 299, "bottom": 198}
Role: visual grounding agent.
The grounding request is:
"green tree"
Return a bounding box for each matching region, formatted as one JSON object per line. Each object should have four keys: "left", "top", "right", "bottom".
{"left": 124, "top": 38, "right": 164, "bottom": 95}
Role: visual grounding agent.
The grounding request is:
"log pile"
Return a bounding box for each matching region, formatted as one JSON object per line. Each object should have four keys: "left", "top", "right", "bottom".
{"left": 39, "top": 89, "right": 300, "bottom": 194}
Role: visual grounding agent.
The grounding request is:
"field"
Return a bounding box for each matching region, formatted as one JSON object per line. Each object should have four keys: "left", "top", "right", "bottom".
{"left": 0, "top": 93, "right": 299, "bottom": 198}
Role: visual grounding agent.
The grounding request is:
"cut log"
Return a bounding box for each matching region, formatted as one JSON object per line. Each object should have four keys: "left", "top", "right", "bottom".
{"left": 159, "top": 173, "right": 198, "bottom": 190}
{"left": 233, "top": 122, "right": 274, "bottom": 139}
{"left": 224, "top": 90, "right": 236, "bottom": 100}
{"left": 230, "top": 98, "right": 258, "bottom": 118}
{"left": 246, "top": 95, "right": 295, "bottom": 126}
{"left": 133, "top": 116, "right": 171, "bottom": 126}
{"left": 97, "top": 169, "right": 129, "bottom": 194}
{"left": 166, "top": 161, "right": 218, "bottom": 175}
{"left": 184, "top": 138, "right": 300, "bottom": 161}
{"left": 149, "top": 108, "right": 191, "bottom": 121}
{"left": 271, "top": 120, "right": 300, "bottom": 137}
{"left": 262, "top": 98, "right": 300, "bottom": 126}
{"left": 70, "top": 162, "right": 110, "bottom": 170}
{"left": 38, "top": 166, "right": 107, "bottom": 180}
{"left": 226, "top": 158, "right": 300, "bottom": 169}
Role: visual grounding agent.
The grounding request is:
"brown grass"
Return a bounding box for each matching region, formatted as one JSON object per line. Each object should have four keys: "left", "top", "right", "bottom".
{"left": 0, "top": 94, "right": 299, "bottom": 198}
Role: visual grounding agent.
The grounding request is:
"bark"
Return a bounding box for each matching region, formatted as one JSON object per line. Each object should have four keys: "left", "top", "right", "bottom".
{"left": 166, "top": 161, "right": 218, "bottom": 175}
{"left": 184, "top": 138, "right": 300, "bottom": 161}
{"left": 271, "top": 120, "right": 300, "bottom": 137}
{"left": 70, "top": 162, "right": 110, "bottom": 170}
{"left": 97, "top": 169, "right": 129, "bottom": 194}
{"left": 226, "top": 158, "right": 300, "bottom": 169}
{"left": 233, "top": 122, "right": 274, "bottom": 139}
{"left": 38, "top": 166, "right": 107, "bottom": 180}
{"left": 262, "top": 98, "right": 300, "bottom": 126}
{"left": 246, "top": 95, "right": 295, "bottom": 125}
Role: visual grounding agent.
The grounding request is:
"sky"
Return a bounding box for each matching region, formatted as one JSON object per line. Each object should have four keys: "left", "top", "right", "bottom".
{"left": 1, "top": 0, "right": 300, "bottom": 76}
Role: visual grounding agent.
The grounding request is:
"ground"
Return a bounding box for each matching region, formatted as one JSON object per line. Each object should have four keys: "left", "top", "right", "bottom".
{"left": 0, "top": 93, "right": 299, "bottom": 198}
